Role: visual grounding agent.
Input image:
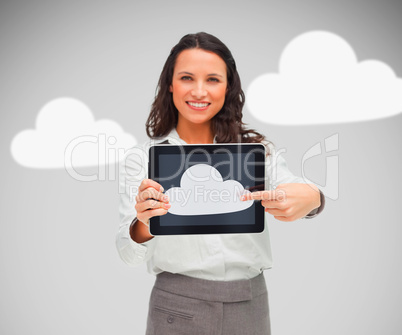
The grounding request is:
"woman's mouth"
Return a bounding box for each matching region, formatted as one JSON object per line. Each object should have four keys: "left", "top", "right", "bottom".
{"left": 186, "top": 101, "right": 211, "bottom": 110}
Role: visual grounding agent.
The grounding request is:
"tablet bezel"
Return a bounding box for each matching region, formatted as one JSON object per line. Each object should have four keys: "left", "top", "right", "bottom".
{"left": 148, "top": 143, "right": 265, "bottom": 235}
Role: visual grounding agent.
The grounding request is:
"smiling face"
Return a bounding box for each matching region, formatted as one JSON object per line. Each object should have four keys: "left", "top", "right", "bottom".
{"left": 170, "top": 48, "right": 227, "bottom": 132}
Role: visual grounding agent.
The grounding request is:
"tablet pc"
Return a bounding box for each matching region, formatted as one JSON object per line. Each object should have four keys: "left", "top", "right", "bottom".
{"left": 148, "top": 143, "right": 265, "bottom": 235}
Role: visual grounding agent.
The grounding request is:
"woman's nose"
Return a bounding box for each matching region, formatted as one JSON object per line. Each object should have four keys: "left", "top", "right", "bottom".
{"left": 191, "top": 82, "right": 207, "bottom": 99}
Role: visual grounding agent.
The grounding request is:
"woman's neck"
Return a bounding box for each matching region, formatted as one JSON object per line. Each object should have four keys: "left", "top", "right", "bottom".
{"left": 176, "top": 121, "right": 214, "bottom": 144}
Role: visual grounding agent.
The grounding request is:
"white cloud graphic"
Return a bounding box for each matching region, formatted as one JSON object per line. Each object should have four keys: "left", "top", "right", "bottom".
{"left": 246, "top": 31, "right": 402, "bottom": 125}
{"left": 165, "top": 164, "right": 253, "bottom": 216}
{"left": 10, "top": 97, "right": 136, "bottom": 169}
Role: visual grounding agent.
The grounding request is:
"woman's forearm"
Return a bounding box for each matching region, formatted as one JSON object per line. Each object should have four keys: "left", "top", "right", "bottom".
{"left": 130, "top": 218, "right": 154, "bottom": 243}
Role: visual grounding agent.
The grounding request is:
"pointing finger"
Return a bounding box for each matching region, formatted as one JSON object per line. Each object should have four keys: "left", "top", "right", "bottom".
{"left": 240, "top": 189, "right": 286, "bottom": 202}
{"left": 240, "top": 190, "right": 276, "bottom": 201}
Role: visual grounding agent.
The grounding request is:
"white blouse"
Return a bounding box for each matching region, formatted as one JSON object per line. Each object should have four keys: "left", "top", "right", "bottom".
{"left": 115, "top": 129, "right": 309, "bottom": 281}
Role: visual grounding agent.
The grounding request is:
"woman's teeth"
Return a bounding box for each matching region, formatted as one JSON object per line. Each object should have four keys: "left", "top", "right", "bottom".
{"left": 187, "top": 102, "right": 209, "bottom": 108}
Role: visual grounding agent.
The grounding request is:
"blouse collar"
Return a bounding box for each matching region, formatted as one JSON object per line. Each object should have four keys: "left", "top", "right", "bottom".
{"left": 160, "top": 128, "right": 217, "bottom": 145}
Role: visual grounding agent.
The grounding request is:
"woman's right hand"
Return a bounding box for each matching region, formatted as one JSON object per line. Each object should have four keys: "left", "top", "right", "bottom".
{"left": 135, "top": 179, "right": 171, "bottom": 225}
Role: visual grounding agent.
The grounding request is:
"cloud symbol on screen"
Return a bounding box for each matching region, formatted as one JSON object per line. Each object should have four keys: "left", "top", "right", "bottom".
{"left": 165, "top": 164, "right": 253, "bottom": 216}
{"left": 246, "top": 31, "right": 402, "bottom": 125}
{"left": 10, "top": 97, "right": 136, "bottom": 169}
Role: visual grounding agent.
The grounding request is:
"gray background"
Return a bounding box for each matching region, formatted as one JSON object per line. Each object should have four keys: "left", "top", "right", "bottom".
{"left": 1, "top": 0, "right": 401, "bottom": 334}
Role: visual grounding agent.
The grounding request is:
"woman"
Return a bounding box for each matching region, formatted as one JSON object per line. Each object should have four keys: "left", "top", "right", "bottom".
{"left": 117, "top": 32, "right": 324, "bottom": 335}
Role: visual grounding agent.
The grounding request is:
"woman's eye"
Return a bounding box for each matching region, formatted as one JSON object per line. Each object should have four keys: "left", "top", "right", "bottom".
{"left": 208, "top": 77, "right": 219, "bottom": 82}
{"left": 181, "top": 76, "right": 192, "bottom": 81}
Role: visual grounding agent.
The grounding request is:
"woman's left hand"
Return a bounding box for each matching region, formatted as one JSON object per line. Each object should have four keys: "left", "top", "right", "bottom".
{"left": 240, "top": 183, "right": 321, "bottom": 222}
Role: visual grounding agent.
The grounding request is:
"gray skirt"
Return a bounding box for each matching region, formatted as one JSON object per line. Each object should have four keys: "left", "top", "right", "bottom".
{"left": 146, "top": 272, "right": 271, "bottom": 335}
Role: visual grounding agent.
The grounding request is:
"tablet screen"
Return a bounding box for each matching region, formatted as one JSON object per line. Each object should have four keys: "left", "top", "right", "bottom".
{"left": 149, "top": 144, "right": 265, "bottom": 235}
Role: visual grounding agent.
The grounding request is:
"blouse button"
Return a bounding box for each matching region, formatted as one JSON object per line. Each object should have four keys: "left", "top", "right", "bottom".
{"left": 167, "top": 315, "right": 174, "bottom": 323}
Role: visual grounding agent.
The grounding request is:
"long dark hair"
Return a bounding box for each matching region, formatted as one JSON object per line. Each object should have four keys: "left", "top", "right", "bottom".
{"left": 146, "top": 32, "right": 266, "bottom": 144}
